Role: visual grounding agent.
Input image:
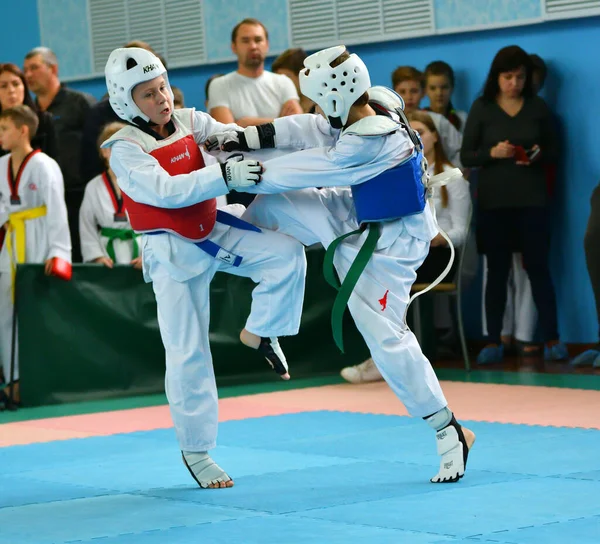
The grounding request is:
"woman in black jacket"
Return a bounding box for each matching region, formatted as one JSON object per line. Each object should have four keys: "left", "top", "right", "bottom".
{"left": 460, "top": 45, "right": 567, "bottom": 364}
{"left": 0, "top": 62, "right": 58, "bottom": 159}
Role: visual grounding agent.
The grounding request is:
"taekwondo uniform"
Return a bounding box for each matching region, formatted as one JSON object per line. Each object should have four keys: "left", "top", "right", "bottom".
{"left": 103, "top": 108, "right": 306, "bottom": 452}
{"left": 241, "top": 111, "right": 449, "bottom": 418}
{"left": 0, "top": 150, "right": 71, "bottom": 382}
{"left": 79, "top": 171, "right": 140, "bottom": 264}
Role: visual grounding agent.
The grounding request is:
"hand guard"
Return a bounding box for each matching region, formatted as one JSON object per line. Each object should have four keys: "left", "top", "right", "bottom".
{"left": 205, "top": 131, "right": 242, "bottom": 152}
{"left": 221, "top": 155, "right": 263, "bottom": 189}
{"left": 205, "top": 124, "right": 276, "bottom": 153}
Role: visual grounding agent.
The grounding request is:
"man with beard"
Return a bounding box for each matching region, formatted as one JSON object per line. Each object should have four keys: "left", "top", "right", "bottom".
{"left": 208, "top": 19, "right": 302, "bottom": 207}
{"left": 208, "top": 19, "right": 302, "bottom": 128}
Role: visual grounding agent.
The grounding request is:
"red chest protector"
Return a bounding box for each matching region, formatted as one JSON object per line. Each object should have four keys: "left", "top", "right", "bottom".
{"left": 121, "top": 134, "right": 217, "bottom": 241}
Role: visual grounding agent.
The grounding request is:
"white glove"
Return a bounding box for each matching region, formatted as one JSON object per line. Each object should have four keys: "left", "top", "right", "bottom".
{"left": 222, "top": 155, "right": 263, "bottom": 189}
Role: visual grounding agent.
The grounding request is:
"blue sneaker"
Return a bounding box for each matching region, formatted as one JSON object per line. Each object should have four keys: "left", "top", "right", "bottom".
{"left": 477, "top": 344, "right": 504, "bottom": 365}
{"left": 571, "top": 349, "right": 600, "bottom": 367}
{"left": 544, "top": 342, "right": 569, "bottom": 361}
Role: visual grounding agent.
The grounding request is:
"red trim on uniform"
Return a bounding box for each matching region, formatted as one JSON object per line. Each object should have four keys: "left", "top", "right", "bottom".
{"left": 101, "top": 171, "right": 126, "bottom": 217}
{"left": 7, "top": 149, "right": 41, "bottom": 202}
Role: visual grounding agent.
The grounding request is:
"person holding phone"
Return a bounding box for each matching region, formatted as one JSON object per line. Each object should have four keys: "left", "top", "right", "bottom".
{"left": 461, "top": 45, "right": 566, "bottom": 364}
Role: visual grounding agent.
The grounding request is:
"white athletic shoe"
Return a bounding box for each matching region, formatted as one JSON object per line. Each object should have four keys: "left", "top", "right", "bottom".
{"left": 340, "top": 358, "right": 384, "bottom": 384}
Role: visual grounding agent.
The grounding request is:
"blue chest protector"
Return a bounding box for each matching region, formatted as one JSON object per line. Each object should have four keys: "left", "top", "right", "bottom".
{"left": 351, "top": 150, "right": 426, "bottom": 226}
{"left": 325, "top": 107, "right": 427, "bottom": 353}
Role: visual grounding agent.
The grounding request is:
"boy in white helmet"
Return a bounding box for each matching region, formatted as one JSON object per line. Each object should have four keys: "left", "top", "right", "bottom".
{"left": 101, "top": 47, "right": 307, "bottom": 489}
{"left": 206, "top": 46, "right": 475, "bottom": 483}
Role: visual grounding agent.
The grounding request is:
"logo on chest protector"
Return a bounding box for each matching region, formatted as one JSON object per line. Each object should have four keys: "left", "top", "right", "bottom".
{"left": 143, "top": 63, "right": 158, "bottom": 73}
{"left": 171, "top": 144, "right": 191, "bottom": 164}
{"left": 379, "top": 289, "right": 389, "bottom": 311}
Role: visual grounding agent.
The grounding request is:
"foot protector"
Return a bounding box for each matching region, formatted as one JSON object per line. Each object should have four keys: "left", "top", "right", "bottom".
{"left": 259, "top": 337, "right": 290, "bottom": 379}
{"left": 428, "top": 415, "right": 471, "bottom": 483}
{"left": 182, "top": 451, "right": 232, "bottom": 489}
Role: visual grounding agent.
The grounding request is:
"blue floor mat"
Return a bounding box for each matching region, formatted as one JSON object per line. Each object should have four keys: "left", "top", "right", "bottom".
{"left": 1, "top": 411, "right": 599, "bottom": 544}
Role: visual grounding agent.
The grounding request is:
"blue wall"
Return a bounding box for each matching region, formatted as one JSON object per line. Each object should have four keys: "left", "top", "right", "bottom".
{"left": 3, "top": 3, "right": 599, "bottom": 342}
{"left": 0, "top": 0, "right": 40, "bottom": 65}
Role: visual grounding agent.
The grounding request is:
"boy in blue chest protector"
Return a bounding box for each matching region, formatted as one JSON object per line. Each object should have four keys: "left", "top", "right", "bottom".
{"left": 206, "top": 46, "right": 475, "bottom": 483}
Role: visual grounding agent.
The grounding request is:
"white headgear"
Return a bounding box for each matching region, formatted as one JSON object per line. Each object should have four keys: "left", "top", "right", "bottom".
{"left": 104, "top": 47, "right": 173, "bottom": 123}
{"left": 299, "top": 45, "right": 371, "bottom": 128}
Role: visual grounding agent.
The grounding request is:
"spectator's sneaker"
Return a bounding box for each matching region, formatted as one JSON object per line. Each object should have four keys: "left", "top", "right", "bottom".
{"left": 476, "top": 344, "right": 504, "bottom": 365}
{"left": 570, "top": 348, "right": 600, "bottom": 367}
{"left": 544, "top": 341, "right": 569, "bottom": 361}
{"left": 340, "top": 358, "right": 383, "bottom": 384}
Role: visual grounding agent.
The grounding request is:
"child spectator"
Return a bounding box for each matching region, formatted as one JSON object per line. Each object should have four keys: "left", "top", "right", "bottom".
{"left": 79, "top": 122, "right": 141, "bottom": 269}
{"left": 392, "top": 65, "right": 462, "bottom": 165}
{"left": 0, "top": 105, "right": 71, "bottom": 406}
{"left": 423, "top": 61, "right": 467, "bottom": 133}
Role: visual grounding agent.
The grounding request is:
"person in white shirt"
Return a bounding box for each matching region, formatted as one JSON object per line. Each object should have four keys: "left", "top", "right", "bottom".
{"left": 208, "top": 18, "right": 302, "bottom": 127}
{"left": 208, "top": 18, "right": 303, "bottom": 207}
{"left": 341, "top": 110, "right": 470, "bottom": 384}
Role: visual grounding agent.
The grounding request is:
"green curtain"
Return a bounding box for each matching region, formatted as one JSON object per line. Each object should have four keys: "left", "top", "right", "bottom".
{"left": 17, "top": 247, "right": 370, "bottom": 407}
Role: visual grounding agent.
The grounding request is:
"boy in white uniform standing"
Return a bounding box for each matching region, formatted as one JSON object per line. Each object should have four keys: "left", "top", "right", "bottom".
{"left": 101, "top": 48, "right": 307, "bottom": 489}
{"left": 208, "top": 46, "right": 475, "bottom": 483}
{"left": 0, "top": 105, "right": 71, "bottom": 405}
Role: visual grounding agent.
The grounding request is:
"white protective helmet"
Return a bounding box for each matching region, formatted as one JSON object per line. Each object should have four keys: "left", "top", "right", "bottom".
{"left": 299, "top": 45, "right": 371, "bottom": 128}
{"left": 105, "top": 47, "right": 173, "bottom": 123}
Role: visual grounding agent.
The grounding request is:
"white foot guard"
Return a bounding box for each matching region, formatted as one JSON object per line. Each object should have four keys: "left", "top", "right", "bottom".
{"left": 182, "top": 451, "right": 233, "bottom": 489}
{"left": 426, "top": 407, "right": 475, "bottom": 483}
{"left": 259, "top": 337, "right": 290, "bottom": 380}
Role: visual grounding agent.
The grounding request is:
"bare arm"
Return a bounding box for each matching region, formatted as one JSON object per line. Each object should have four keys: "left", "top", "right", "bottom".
{"left": 210, "top": 106, "right": 274, "bottom": 128}
{"left": 235, "top": 99, "right": 302, "bottom": 126}
{"left": 235, "top": 116, "right": 277, "bottom": 127}
{"left": 209, "top": 106, "right": 236, "bottom": 124}
{"left": 279, "top": 99, "right": 303, "bottom": 117}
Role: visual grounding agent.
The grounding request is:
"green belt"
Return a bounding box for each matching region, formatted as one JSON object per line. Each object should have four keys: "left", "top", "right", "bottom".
{"left": 100, "top": 227, "right": 140, "bottom": 261}
{"left": 323, "top": 223, "right": 381, "bottom": 353}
